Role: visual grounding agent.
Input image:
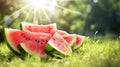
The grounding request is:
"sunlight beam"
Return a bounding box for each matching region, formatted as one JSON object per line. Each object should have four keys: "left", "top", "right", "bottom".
{"left": 57, "top": 5, "right": 81, "bottom": 15}
{"left": 23, "top": 7, "right": 33, "bottom": 22}
{"left": 37, "top": 9, "right": 42, "bottom": 24}
{"left": 41, "top": 8, "right": 51, "bottom": 22}
{"left": 33, "top": 8, "right": 38, "bottom": 24}
{"left": 28, "top": 0, "right": 48, "bottom": 10}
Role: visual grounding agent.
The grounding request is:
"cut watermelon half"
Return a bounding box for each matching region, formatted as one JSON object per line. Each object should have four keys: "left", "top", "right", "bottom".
{"left": 4, "top": 28, "right": 51, "bottom": 57}
{"left": 47, "top": 32, "right": 72, "bottom": 55}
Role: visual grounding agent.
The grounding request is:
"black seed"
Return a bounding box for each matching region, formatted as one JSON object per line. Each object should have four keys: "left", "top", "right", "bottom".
{"left": 23, "top": 35, "right": 26, "bottom": 37}
{"left": 53, "top": 38, "right": 56, "bottom": 41}
{"left": 45, "top": 40, "right": 48, "bottom": 43}
{"left": 29, "top": 26, "right": 31, "bottom": 28}
{"left": 21, "top": 33, "right": 24, "bottom": 36}
{"left": 37, "top": 40, "right": 40, "bottom": 43}
{"left": 41, "top": 42, "right": 43, "bottom": 45}
{"left": 64, "top": 37, "right": 67, "bottom": 39}
{"left": 21, "top": 33, "right": 26, "bottom": 38}
{"left": 35, "top": 40, "right": 37, "bottom": 42}
{"left": 43, "top": 40, "right": 47, "bottom": 43}
{"left": 41, "top": 40, "right": 44, "bottom": 42}
{"left": 28, "top": 38, "right": 30, "bottom": 40}
{"left": 26, "top": 37, "right": 30, "bottom": 40}
{"left": 25, "top": 37, "right": 28, "bottom": 40}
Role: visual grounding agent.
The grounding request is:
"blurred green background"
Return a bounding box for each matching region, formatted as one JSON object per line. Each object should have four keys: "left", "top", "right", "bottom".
{"left": 0, "top": 0, "right": 120, "bottom": 42}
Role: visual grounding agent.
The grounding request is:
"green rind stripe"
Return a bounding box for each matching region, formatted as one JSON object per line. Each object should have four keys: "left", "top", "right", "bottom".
{"left": 69, "top": 34, "right": 76, "bottom": 48}
{"left": 19, "top": 43, "right": 32, "bottom": 55}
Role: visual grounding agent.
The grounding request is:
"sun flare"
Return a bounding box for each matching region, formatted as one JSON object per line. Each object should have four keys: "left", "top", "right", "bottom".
{"left": 3, "top": 0, "right": 80, "bottom": 24}
{"left": 28, "top": 0, "right": 48, "bottom": 9}
{"left": 23, "top": 0, "right": 58, "bottom": 23}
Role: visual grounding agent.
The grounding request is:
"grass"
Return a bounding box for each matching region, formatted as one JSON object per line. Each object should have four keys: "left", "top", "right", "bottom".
{"left": 0, "top": 36, "right": 120, "bottom": 67}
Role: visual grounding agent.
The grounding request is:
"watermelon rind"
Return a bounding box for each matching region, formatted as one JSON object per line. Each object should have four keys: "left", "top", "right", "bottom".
{"left": 45, "top": 43, "right": 69, "bottom": 58}
{"left": 19, "top": 43, "right": 47, "bottom": 57}
{"left": 44, "top": 43, "right": 54, "bottom": 56}
{"left": 17, "top": 43, "right": 27, "bottom": 54}
{"left": 68, "top": 34, "right": 76, "bottom": 47}
{"left": 70, "top": 34, "right": 76, "bottom": 47}
{"left": 4, "top": 28, "right": 21, "bottom": 53}
{"left": 45, "top": 43, "right": 54, "bottom": 52}
{"left": 47, "top": 33, "right": 72, "bottom": 55}
{"left": 74, "top": 35, "right": 85, "bottom": 49}
{"left": 19, "top": 43, "right": 32, "bottom": 55}
{"left": 20, "top": 22, "right": 30, "bottom": 30}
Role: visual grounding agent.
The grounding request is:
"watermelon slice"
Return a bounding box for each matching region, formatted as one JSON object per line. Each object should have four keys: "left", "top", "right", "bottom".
{"left": 4, "top": 28, "right": 52, "bottom": 56}
{"left": 21, "top": 22, "right": 84, "bottom": 49}
{"left": 62, "top": 34, "right": 76, "bottom": 47}
{"left": 5, "top": 22, "right": 85, "bottom": 57}
{"left": 74, "top": 35, "right": 85, "bottom": 49}
{"left": 46, "top": 32, "right": 72, "bottom": 55}
{"left": 21, "top": 22, "right": 68, "bottom": 35}
{"left": 21, "top": 22, "right": 57, "bottom": 33}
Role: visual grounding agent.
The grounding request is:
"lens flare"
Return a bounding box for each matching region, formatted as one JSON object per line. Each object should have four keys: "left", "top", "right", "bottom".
{"left": 1, "top": 0, "right": 81, "bottom": 24}
{"left": 28, "top": 0, "right": 48, "bottom": 9}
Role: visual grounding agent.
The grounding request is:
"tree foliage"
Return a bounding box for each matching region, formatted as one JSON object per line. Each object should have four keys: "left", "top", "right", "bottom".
{"left": 84, "top": 0, "right": 120, "bottom": 36}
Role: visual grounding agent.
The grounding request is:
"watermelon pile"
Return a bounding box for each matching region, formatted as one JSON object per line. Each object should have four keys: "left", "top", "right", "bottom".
{"left": 4, "top": 22, "right": 85, "bottom": 57}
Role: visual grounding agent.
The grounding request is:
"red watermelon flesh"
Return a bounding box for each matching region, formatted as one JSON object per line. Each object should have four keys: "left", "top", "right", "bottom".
{"left": 4, "top": 28, "right": 51, "bottom": 56}
{"left": 74, "top": 35, "right": 85, "bottom": 49}
{"left": 21, "top": 22, "right": 56, "bottom": 33}
{"left": 48, "top": 32, "right": 72, "bottom": 55}
{"left": 50, "top": 29, "right": 68, "bottom": 35}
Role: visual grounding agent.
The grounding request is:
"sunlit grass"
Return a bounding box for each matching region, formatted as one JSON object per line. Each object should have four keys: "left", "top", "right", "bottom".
{"left": 0, "top": 37, "right": 120, "bottom": 67}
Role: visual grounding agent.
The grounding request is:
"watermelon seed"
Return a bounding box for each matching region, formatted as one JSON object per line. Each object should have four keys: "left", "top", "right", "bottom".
{"left": 37, "top": 40, "right": 40, "bottom": 43}
{"left": 64, "top": 37, "right": 67, "bottom": 39}
{"left": 29, "top": 26, "right": 31, "bottom": 28}
{"left": 42, "top": 40, "right": 48, "bottom": 43}
{"left": 23, "top": 35, "right": 26, "bottom": 38}
{"left": 25, "top": 37, "right": 28, "bottom": 40}
{"left": 35, "top": 40, "right": 40, "bottom": 43}
{"left": 40, "top": 42, "right": 43, "bottom": 45}
{"left": 53, "top": 38, "right": 55, "bottom": 41}
{"left": 21, "top": 33, "right": 26, "bottom": 38}
{"left": 45, "top": 40, "right": 48, "bottom": 43}
{"left": 27, "top": 38, "right": 30, "bottom": 40}
{"left": 41, "top": 40, "right": 45, "bottom": 42}
{"left": 21, "top": 33, "right": 24, "bottom": 36}
{"left": 35, "top": 40, "right": 37, "bottom": 42}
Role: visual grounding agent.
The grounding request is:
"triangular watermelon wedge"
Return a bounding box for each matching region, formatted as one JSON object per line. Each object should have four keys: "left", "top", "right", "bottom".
{"left": 62, "top": 34, "right": 76, "bottom": 47}
{"left": 46, "top": 32, "right": 72, "bottom": 55}
{"left": 74, "top": 35, "right": 85, "bottom": 49}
